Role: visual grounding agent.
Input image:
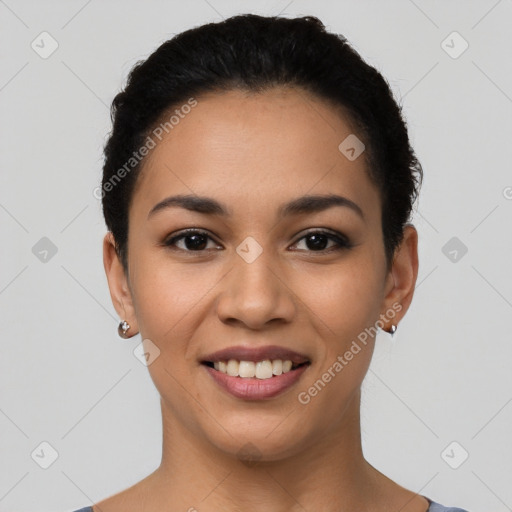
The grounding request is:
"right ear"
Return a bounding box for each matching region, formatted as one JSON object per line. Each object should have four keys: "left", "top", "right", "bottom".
{"left": 103, "top": 232, "right": 139, "bottom": 335}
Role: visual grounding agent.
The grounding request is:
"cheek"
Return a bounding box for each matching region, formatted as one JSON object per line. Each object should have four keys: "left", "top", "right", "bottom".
{"left": 291, "top": 265, "right": 379, "bottom": 418}
{"left": 130, "top": 257, "right": 222, "bottom": 352}
{"left": 129, "top": 260, "right": 219, "bottom": 418}
{"left": 292, "top": 258, "right": 382, "bottom": 344}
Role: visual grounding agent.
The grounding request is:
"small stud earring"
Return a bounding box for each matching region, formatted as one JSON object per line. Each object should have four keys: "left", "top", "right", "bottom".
{"left": 118, "top": 320, "right": 131, "bottom": 339}
{"left": 388, "top": 324, "right": 397, "bottom": 337}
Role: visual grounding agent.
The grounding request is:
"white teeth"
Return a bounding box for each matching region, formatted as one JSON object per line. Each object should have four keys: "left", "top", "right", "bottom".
{"left": 282, "top": 360, "right": 293, "bottom": 373}
{"left": 272, "top": 360, "right": 283, "bottom": 376}
{"left": 239, "top": 361, "right": 255, "bottom": 378}
{"left": 212, "top": 359, "right": 300, "bottom": 379}
{"left": 226, "top": 359, "right": 239, "bottom": 377}
{"left": 255, "top": 360, "right": 273, "bottom": 379}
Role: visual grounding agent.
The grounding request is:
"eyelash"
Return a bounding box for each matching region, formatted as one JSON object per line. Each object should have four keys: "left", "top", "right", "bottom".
{"left": 162, "top": 228, "right": 352, "bottom": 254}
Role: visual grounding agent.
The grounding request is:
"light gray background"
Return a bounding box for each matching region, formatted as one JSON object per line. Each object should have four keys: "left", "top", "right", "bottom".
{"left": 1, "top": 1, "right": 511, "bottom": 511}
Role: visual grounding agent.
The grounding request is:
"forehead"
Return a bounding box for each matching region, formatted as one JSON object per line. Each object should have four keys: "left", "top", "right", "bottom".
{"left": 131, "top": 87, "right": 380, "bottom": 223}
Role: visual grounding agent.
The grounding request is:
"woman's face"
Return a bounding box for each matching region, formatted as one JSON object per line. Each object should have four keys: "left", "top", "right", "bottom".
{"left": 104, "top": 86, "right": 417, "bottom": 461}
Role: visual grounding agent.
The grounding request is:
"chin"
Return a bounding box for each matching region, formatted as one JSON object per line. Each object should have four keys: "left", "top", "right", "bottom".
{"left": 199, "top": 412, "right": 316, "bottom": 464}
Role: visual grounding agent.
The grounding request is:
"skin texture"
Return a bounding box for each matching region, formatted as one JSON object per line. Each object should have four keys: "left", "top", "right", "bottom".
{"left": 100, "top": 86, "right": 424, "bottom": 512}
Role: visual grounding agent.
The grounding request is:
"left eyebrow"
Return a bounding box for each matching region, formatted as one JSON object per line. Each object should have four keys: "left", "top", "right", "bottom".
{"left": 277, "top": 193, "right": 364, "bottom": 221}
{"left": 147, "top": 193, "right": 364, "bottom": 221}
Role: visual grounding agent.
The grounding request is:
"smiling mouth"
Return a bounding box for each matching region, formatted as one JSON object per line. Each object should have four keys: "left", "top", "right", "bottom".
{"left": 202, "top": 359, "right": 311, "bottom": 380}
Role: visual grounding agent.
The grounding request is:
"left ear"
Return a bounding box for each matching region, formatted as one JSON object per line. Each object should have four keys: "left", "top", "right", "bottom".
{"left": 380, "top": 224, "right": 419, "bottom": 330}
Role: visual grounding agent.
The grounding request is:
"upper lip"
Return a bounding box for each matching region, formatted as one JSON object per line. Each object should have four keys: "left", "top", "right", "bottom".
{"left": 201, "top": 345, "right": 310, "bottom": 364}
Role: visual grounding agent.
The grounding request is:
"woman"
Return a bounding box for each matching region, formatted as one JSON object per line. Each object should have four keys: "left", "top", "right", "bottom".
{"left": 73, "top": 14, "right": 469, "bottom": 512}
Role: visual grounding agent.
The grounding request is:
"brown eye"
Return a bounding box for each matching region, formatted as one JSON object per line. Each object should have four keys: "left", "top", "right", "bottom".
{"left": 164, "top": 229, "right": 221, "bottom": 252}
{"left": 291, "top": 230, "right": 351, "bottom": 252}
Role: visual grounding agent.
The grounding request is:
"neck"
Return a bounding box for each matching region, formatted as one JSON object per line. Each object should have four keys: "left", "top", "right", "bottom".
{"left": 146, "top": 388, "right": 384, "bottom": 512}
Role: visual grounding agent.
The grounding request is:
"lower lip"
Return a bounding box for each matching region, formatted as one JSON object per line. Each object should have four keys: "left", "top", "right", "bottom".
{"left": 203, "top": 364, "right": 309, "bottom": 400}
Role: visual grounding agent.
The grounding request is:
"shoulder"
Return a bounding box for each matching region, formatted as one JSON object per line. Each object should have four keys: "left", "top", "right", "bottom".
{"left": 70, "top": 500, "right": 471, "bottom": 512}
{"left": 427, "top": 500, "right": 470, "bottom": 512}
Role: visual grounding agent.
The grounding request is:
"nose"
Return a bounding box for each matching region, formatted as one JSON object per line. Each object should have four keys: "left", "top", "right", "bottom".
{"left": 215, "top": 246, "right": 296, "bottom": 330}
